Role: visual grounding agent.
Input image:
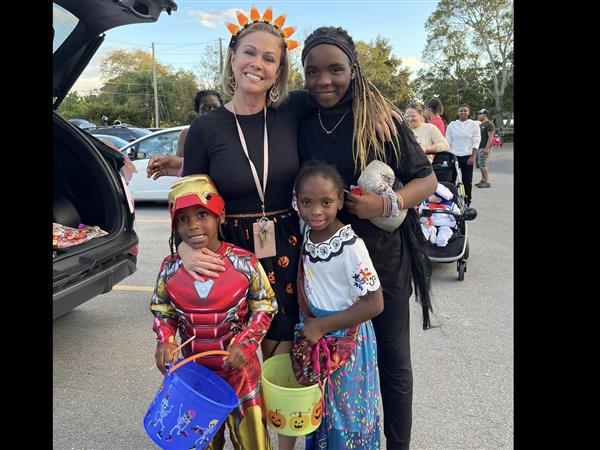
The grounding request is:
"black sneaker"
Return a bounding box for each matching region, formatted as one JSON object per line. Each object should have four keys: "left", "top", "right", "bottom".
{"left": 475, "top": 180, "right": 485, "bottom": 187}
{"left": 477, "top": 181, "right": 491, "bottom": 188}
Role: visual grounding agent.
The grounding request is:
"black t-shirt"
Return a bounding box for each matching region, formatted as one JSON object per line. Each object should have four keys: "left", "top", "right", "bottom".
{"left": 298, "top": 92, "right": 433, "bottom": 301}
{"left": 479, "top": 119, "right": 496, "bottom": 149}
{"left": 298, "top": 92, "right": 432, "bottom": 237}
{"left": 182, "top": 90, "right": 311, "bottom": 214}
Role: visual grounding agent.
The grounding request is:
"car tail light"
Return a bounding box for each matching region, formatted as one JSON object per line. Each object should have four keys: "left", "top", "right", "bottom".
{"left": 120, "top": 174, "right": 135, "bottom": 214}
{"left": 129, "top": 245, "right": 139, "bottom": 256}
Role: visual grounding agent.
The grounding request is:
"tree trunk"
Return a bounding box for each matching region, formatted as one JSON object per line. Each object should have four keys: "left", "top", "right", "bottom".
{"left": 494, "top": 94, "right": 503, "bottom": 131}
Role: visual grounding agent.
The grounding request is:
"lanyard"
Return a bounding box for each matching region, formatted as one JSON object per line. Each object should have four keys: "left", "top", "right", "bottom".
{"left": 232, "top": 106, "right": 269, "bottom": 217}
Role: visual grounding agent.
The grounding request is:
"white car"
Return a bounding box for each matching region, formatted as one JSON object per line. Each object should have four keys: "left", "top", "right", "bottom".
{"left": 120, "top": 126, "right": 187, "bottom": 201}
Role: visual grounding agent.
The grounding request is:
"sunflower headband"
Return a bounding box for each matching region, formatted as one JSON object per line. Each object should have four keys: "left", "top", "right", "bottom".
{"left": 225, "top": 6, "right": 299, "bottom": 51}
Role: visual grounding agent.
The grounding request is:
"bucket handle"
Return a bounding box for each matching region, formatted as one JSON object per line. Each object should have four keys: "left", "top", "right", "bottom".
{"left": 167, "top": 350, "right": 230, "bottom": 376}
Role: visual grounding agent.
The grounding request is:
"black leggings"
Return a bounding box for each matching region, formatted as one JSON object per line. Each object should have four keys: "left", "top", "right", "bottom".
{"left": 371, "top": 297, "right": 412, "bottom": 450}
{"left": 456, "top": 154, "right": 474, "bottom": 205}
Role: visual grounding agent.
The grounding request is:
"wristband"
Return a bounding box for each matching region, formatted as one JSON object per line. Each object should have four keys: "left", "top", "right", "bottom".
{"left": 157, "top": 335, "right": 178, "bottom": 345}
{"left": 396, "top": 192, "right": 405, "bottom": 210}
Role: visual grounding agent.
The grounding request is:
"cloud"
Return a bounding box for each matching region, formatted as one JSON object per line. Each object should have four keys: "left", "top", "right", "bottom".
{"left": 69, "top": 48, "right": 114, "bottom": 94}
{"left": 71, "top": 73, "right": 104, "bottom": 94}
{"left": 187, "top": 9, "right": 237, "bottom": 29}
{"left": 402, "top": 57, "right": 429, "bottom": 70}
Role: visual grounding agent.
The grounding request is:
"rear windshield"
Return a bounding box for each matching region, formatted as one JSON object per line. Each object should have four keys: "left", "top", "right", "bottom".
{"left": 53, "top": 3, "right": 79, "bottom": 53}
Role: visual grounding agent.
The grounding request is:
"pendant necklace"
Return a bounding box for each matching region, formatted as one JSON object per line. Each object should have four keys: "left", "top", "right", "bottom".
{"left": 318, "top": 108, "right": 351, "bottom": 135}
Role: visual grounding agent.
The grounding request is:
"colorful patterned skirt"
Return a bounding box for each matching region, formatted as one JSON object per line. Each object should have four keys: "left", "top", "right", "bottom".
{"left": 222, "top": 208, "right": 301, "bottom": 342}
{"left": 304, "top": 306, "right": 381, "bottom": 450}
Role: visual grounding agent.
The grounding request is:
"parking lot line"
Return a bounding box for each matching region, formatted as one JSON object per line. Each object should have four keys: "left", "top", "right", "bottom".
{"left": 114, "top": 285, "right": 155, "bottom": 292}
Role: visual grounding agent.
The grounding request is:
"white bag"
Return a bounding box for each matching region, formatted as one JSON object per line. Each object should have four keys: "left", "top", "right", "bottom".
{"left": 357, "top": 160, "right": 407, "bottom": 232}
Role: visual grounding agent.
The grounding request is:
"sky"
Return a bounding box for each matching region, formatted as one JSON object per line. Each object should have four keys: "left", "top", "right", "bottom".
{"left": 67, "top": 0, "right": 440, "bottom": 94}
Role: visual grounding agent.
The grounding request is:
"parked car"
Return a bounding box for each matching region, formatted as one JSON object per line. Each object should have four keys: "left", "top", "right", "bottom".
{"left": 52, "top": 0, "right": 177, "bottom": 319}
{"left": 90, "top": 134, "right": 130, "bottom": 149}
{"left": 120, "top": 126, "right": 186, "bottom": 201}
{"left": 88, "top": 125, "right": 153, "bottom": 142}
{"left": 69, "top": 118, "right": 97, "bottom": 129}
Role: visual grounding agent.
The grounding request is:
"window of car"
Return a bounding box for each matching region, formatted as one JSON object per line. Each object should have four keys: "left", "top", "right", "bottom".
{"left": 53, "top": 4, "right": 79, "bottom": 53}
{"left": 89, "top": 127, "right": 152, "bottom": 142}
{"left": 137, "top": 131, "right": 182, "bottom": 159}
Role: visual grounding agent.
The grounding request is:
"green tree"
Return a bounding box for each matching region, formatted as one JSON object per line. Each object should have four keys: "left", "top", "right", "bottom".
{"left": 56, "top": 92, "right": 87, "bottom": 119}
{"left": 422, "top": 0, "right": 514, "bottom": 129}
{"left": 355, "top": 37, "right": 414, "bottom": 109}
{"left": 60, "top": 49, "right": 200, "bottom": 127}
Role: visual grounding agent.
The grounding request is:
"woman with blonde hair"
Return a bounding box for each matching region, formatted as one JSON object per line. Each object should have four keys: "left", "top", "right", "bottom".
{"left": 405, "top": 101, "right": 449, "bottom": 162}
{"left": 150, "top": 7, "right": 308, "bottom": 449}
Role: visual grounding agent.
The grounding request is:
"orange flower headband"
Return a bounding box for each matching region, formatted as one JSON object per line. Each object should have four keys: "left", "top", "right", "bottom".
{"left": 225, "top": 6, "right": 299, "bottom": 51}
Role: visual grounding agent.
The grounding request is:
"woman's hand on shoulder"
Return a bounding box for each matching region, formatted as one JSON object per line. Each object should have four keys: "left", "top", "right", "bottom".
{"left": 146, "top": 155, "right": 183, "bottom": 179}
{"left": 178, "top": 241, "right": 226, "bottom": 280}
{"left": 375, "top": 108, "right": 404, "bottom": 142}
{"left": 344, "top": 190, "right": 384, "bottom": 219}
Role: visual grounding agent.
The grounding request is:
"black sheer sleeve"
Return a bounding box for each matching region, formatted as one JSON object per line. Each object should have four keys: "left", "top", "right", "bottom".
{"left": 182, "top": 116, "right": 210, "bottom": 177}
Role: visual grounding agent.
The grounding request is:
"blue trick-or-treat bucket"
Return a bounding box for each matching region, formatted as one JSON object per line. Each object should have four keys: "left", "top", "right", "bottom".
{"left": 143, "top": 351, "right": 239, "bottom": 449}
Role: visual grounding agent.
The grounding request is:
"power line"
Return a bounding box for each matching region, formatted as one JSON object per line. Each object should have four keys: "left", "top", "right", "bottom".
{"left": 155, "top": 51, "right": 207, "bottom": 55}
{"left": 104, "top": 38, "right": 152, "bottom": 47}
{"left": 153, "top": 40, "right": 218, "bottom": 47}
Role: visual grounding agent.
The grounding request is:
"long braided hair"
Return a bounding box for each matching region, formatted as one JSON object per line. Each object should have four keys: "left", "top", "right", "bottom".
{"left": 302, "top": 27, "right": 433, "bottom": 329}
{"left": 302, "top": 26, "right": 404, "bottom": 174}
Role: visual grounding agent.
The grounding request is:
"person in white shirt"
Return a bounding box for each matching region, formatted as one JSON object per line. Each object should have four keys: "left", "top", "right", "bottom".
{"left": 445, "top": 104, "right": 481, "bottom": 206}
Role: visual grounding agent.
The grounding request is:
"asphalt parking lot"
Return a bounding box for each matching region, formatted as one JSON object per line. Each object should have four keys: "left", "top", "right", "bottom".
{"left": 53, "top": 144, "right": 513, "bottom": 449}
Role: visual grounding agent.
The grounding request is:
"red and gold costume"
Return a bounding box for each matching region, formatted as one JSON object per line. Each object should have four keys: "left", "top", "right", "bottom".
{"left": 150, "top": 174, "right": 278, "bottom": 450}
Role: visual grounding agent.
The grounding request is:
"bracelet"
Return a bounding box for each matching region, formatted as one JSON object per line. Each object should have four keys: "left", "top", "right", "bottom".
{"left": 381, "top": 195, "right": 389, "bottom": 217}
{"left": 396, "top": 192, "right": 405, "bottom": 210}
{"left": 157, "top": 335, "right": 178, "bottom": 346}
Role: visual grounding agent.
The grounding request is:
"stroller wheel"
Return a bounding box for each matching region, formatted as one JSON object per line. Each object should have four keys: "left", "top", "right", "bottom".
{"left": 457, "top": 260, "right": 466, "bottom": 281}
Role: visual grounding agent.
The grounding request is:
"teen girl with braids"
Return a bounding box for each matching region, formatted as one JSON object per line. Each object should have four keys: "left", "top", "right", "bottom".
{"left": 298, "top": 26, "right": 437, "bottom": 450}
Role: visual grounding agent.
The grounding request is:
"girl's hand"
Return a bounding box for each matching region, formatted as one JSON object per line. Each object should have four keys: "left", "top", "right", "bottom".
{"left": 301, "top": 317, "right": 325, "bottom": 345}
{"left": 345, "top": 190, "right": 384, "bottom": 219}
{"left": 178, "top": 242, "right": 226, "bottom": 280}
{"left": 146, "top": 155, "right": 183, "bottom": 179}
{"left": 155, "top": 343, "right": 179, "bottom": 375}
{"left": 223, "top": 346, "right": 247, "bottom": 370}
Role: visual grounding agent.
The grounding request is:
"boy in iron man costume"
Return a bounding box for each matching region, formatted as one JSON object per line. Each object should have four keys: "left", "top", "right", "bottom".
{"left": 150, "top": 174, "right": 277, "bottom": 450}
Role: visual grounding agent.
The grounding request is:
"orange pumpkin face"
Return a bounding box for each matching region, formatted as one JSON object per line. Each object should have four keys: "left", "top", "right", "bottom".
{"left": 289, "top": 412, "right": 308, "bottom": 432}
{"left": 311, "top": 402, "right": 322, "bottom": 426}
{"left": 277, "top": 256, "right": 289, "bottom": 268}
{"left": 289, "top": 235, "right": 298, "bottom": 246}
{"left": 268, "top": 409, "right": 286, "bottom": 429}
{"left": 268, "top": 271, "right": 276, "bottom": 284}
{"left": 286, "top": 283, "right": 294, "bottom": 294}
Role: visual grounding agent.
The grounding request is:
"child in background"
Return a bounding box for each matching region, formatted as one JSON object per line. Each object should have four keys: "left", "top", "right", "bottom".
{"left": 150, "top": 174, "right": 277, "bottom": 450}
{"left": 293, "top": 160, "right": 384, "bottom": 450}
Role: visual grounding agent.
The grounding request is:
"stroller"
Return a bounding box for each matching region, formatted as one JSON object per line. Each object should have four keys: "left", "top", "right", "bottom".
{"left": 419, "top": 152, "right": 477, "bottom": 281}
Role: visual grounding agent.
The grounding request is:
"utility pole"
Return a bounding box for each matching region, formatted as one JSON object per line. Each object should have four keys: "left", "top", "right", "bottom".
{"left": 151, "top": 42, "right": 159, "bottom": 128}
{"left": 219, "top": 37, "right": 224, "bottom": 74}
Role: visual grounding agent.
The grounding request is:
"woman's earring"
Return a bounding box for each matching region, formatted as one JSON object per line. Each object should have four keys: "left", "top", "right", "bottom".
{"left": 269, "top": 84, "right": 280, "bottom": 103}
{"left": 232, "top": 78, "right": 237, "bottom": 91}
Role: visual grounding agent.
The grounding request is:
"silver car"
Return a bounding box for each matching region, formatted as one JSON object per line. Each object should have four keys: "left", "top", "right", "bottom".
{"left": 120, "top": 126, "right": 187, "bottom": 201}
